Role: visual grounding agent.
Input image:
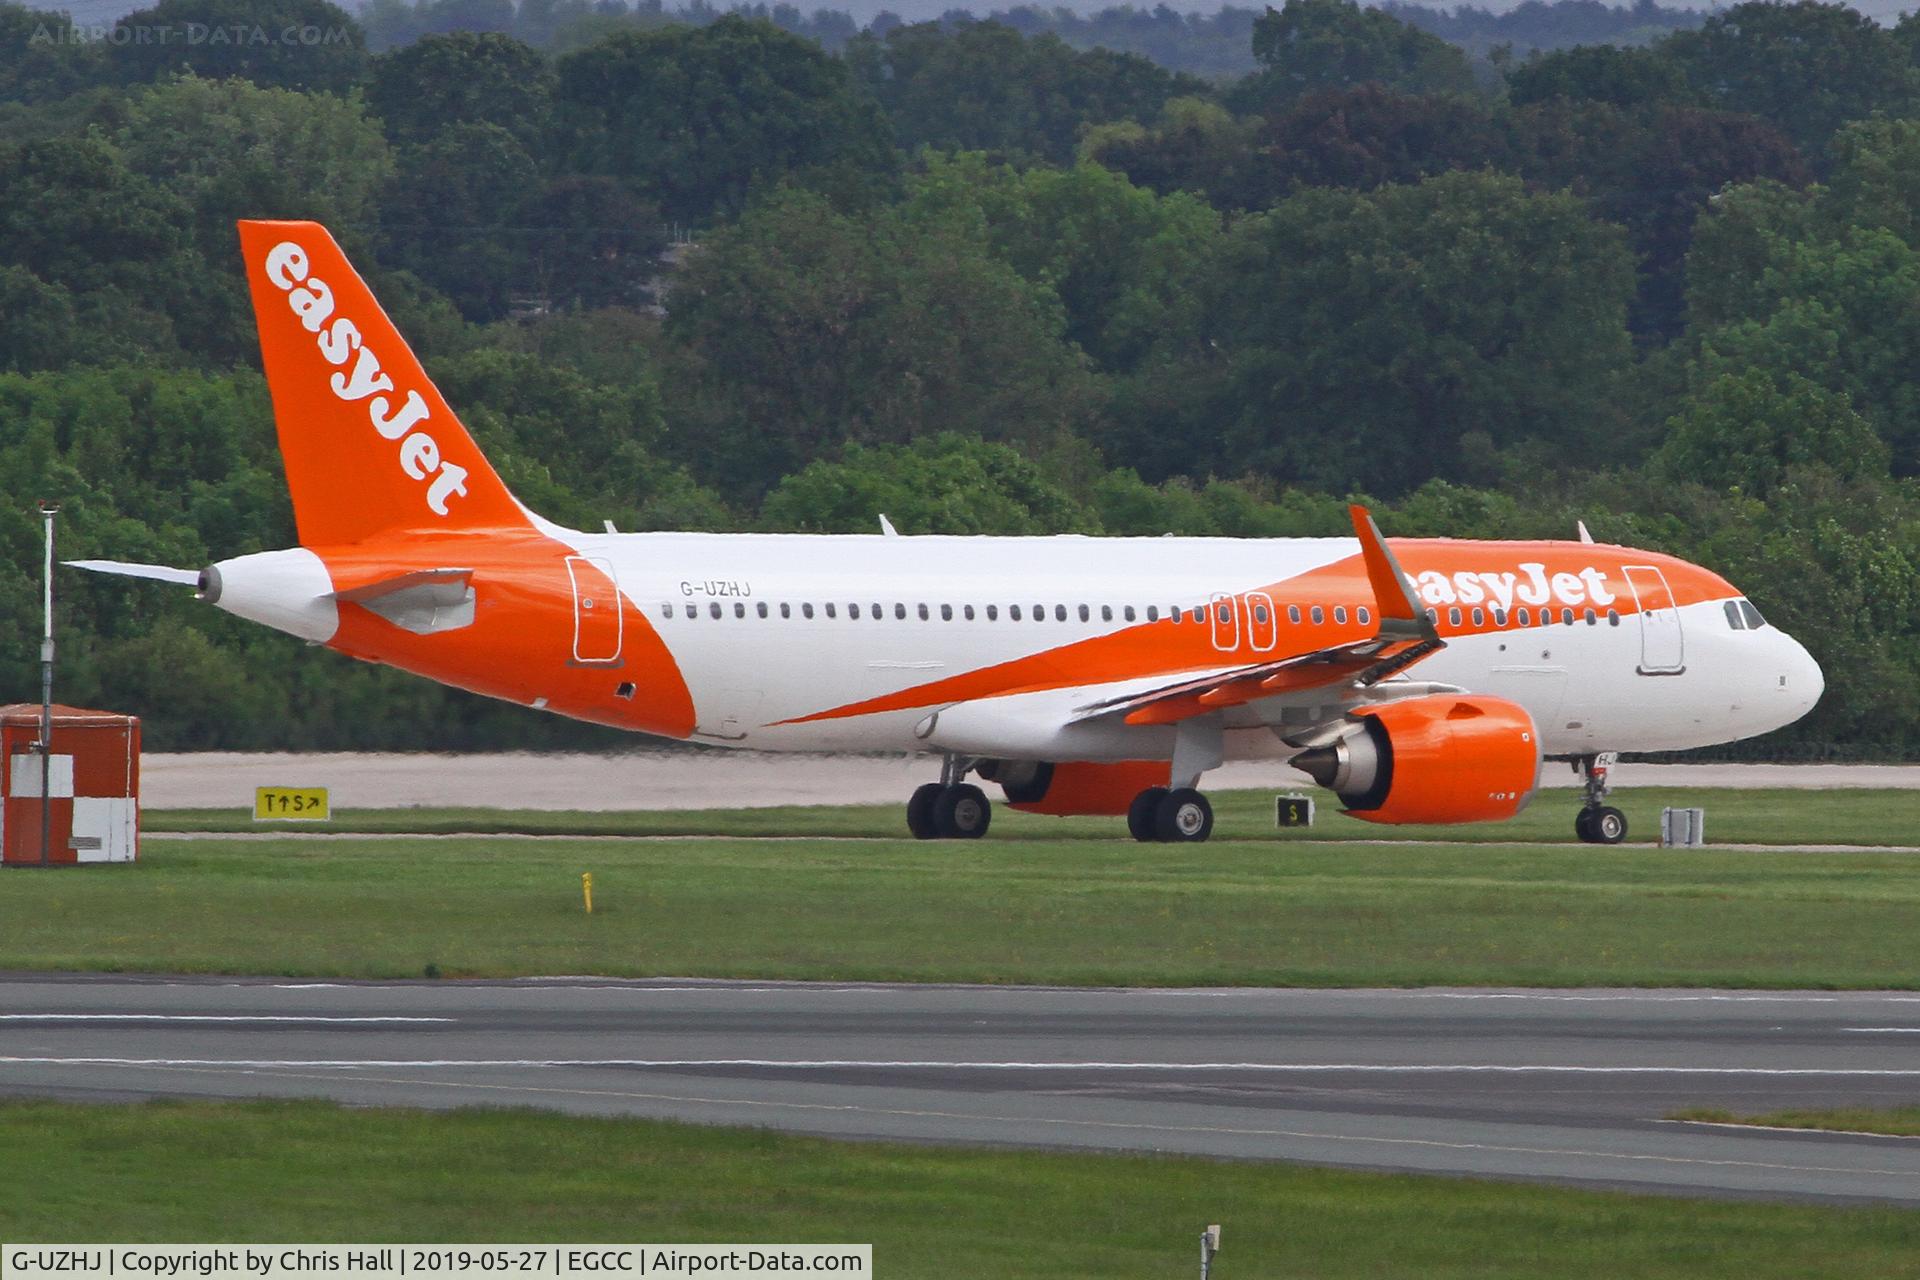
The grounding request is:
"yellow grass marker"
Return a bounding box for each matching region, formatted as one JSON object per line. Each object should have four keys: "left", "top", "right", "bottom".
{"left": 582, "top": 872, "right": 594, "bottom": 915}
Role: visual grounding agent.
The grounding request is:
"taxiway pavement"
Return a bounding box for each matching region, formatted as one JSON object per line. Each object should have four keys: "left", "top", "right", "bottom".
{"left": 4, "top": 976, "right": 1918, "bottom": 1204}
{"left": 138, "top": 753, "right": 1920, "bottom": 812}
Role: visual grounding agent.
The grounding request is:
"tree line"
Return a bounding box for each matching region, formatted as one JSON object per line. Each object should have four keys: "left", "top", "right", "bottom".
{"left": 348, "top": 0, "right": 1706, "bottom": 76}
{"left": 0, "top": 0, "right": 1917, "bottom": 757}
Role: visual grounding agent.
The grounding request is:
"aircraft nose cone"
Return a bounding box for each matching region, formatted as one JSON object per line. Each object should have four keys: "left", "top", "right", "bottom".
{"left": 1779, "top": 633, "right": 1824, "bottom": 718}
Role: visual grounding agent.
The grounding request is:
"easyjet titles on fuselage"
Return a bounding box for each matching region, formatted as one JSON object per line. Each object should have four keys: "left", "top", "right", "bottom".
{"left": 1415, "top": 565, "right": 1618, "bottom": 610}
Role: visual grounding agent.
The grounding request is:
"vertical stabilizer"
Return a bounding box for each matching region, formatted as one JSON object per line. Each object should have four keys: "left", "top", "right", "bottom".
{"left": 238, "top": 220, "right": 531, "bottom": 546}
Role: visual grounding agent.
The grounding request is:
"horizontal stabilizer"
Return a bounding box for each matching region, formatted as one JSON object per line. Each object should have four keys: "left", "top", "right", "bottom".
{"left": 67, "top": 559, "right": 201, "bottom": 587}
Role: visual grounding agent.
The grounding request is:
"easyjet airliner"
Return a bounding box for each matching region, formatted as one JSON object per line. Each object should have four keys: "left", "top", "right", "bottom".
{"left": 74, "top": 222, "right": 1823, "bottom": 844}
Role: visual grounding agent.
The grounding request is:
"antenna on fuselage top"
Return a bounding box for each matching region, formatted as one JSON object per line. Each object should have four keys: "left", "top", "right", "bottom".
{"left": 1577, "top": 520, "right": 1595, "bottom": 544}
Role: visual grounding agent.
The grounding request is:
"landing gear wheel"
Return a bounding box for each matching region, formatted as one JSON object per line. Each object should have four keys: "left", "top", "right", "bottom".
{"left": 933, "top": 783, "right": 992, "bottom": 839}
{"left": 1589, "top": 805, "right": 1627, "bottom": 845}
{"left": 1154, "top": 788, "right": 1214, "bottom": 843}
{"left": 1128, "top": 787, "right": 1168, "bottom": 842}
{"left": 906, "top": 782, "right": 944, "bottom": 839}
{"left": 1574, "top": 809, "right": 1595, "bottom": 843}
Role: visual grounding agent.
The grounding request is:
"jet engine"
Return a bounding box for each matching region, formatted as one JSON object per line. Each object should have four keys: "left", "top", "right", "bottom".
{"left": 1290, "top": 694, "right": 1540, "bottom": 825}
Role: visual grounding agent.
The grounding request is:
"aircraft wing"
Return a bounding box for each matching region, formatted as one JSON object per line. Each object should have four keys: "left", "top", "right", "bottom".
{"left": 1071, "top": 504, "right": 1444, "bottom": 728}
{"left": 1068, "top": 633, "right": 1442, "bottom": 727}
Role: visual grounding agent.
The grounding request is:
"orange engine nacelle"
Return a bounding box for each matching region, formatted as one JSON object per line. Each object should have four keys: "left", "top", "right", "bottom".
{"left": 1290, "top": 694, "right": 1540, "bottom": 825}
{"left": 984, "top": 760, "right": 1174, "bottom": 816}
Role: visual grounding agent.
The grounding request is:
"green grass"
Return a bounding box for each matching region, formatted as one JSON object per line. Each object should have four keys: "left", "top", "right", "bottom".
{"left": 1, "top": 1100, "right": 1914, "bottom": 1277}
{"left": 4, "top": 812, "right": 1918, "bottom": 985}
{"left": 144, "top": 786, "right": 1920, "bottom": 846}
{"left": 1672, "top": 1106, "right": 1920, "bottom": 1137}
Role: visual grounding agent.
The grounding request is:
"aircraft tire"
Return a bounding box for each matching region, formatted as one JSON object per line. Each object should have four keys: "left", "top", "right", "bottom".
{"left": 935, "top": 783, "right": 992, "bottom": 840}
{"left": 907, "top": 783, "right": 944, "bottom": 839}
{"left": 1590, "top": 805, "right": 1627, "bottom": 844}
{"left": 1154, "top": 788, "right": 1214, "bottom": 843}
{"left": 1128, "top": 787, "right": 1168, "bottom": 842}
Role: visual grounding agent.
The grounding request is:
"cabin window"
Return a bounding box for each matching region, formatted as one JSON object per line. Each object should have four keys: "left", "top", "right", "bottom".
{"left": 1311, "top": 606, "right": 1326, "bottom": 624}
{"left": 940, "top": 604, "right": 952, "bottom": 621}
{"left": 780, "top": 603, "right": 792, "bottom": 619}
{"left": 1078, "top": 604, "right": 1090, "bottom": 622}
{"left": 895, "top": 603, "right": 907, "bottom": 620}
{"left": 659, "top": 603, "right": 671, "bottom": 619}
{"left": 1607, "top": 609, "right": 1620, "bottom": 626}
{"left": 986, "top": 605, "right": 998, "bottom": 620}
{"left": 802, "top": 603, "right": 814, "bottom": 619}
{"left": 1358, "top": 606, "right": 1372, "bottom": 626}
{"left": 1218, "top": 603, "right": 1233, "bottom": 624}
{"left": 825, "top": 603, "right": 836, "bottom": 619}
{"left": 1333, "top": 606, "right": 1347, "bottom": 624}
{"left": 872, "top": 603, "right": 882, "bottom": 620}
{"left": 1146, "top": 606, "right": 1160, "bottom": 621}
{"left": 1516, "top": 608, "right": 1529, "bottom": 626}
{"left": 756, "top": 602, "right": 768, "bottom": 619}
{"left": 1426, "top": 607, "right": 1439, "bottom": 624}
{"left": 918, "top": 604, "right": 930, "bottom": 620}
{"left": 965, "top": 605, "right": 976, "bottom": 621}
{"left": 1492, "top": 608, "right": 1506, "bottom": 626}
{"left": 1288, "top": 605, "right": 1302, "bottom": 624}
{"left": 1052, "top": 604, "right": 1065, "bottom": 621}
{"left": 1253, "top": 603, "right": 1270, "bottom": 624}
{"left": 1561, "top": 608, "right": 1574, "bottom": 626}
{"left": 734, "top": 602, "right": 746, "bottom": 619}
{"left": 1471, "top": 608, "right": 1484, "bottom": 627}
{"left": 708, "top": 602, "right": 721, "bottom": 619}
{"left": 1448, "top": 607, "right": 1462, "bottom": 627}
{"left": 1585, "top": 608, "right": 1598, "bottom": 625}
{"left": 1101, "top": 605, "right": 1113, "bottom": 622}
{"left": 1125, "top": 606, "right": 1137, "bottom": 622}
{"left": 1010, "top": 605, "right": 1022, "bottom": 621}
{"left": 849, "top": 603, "right": 862, "bottom": 620}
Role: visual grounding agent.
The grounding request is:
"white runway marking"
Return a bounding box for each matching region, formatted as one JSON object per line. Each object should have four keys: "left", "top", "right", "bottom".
{"left": 1842, "top": 1027, "right": 1920, "bottom": 1033}
{"left": 0, "top": 1015, "right": 452, "bottom": 1024}
{"left": 9, "top": 1057, "right": 1920, "bottom": 1076}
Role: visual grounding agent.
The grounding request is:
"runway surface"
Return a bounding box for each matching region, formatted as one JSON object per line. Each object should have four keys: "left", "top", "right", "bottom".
{"left": 5, "top": 975, "right": 1920, "bottom": 1204}
{"left": 141, "top": 752, "right": 1920, "bottom": 811}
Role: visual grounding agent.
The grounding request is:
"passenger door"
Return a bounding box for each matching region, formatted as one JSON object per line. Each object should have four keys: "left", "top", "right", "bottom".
{"left": 1623, "top": 565, "right": 1684, "bottom": 674}
{"left": 565, "top": 555, "right": 623, "bottom": 665}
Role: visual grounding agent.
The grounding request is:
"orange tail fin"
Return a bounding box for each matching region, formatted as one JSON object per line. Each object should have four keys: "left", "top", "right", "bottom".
{"left": 238, "top": 220, "right": 531, "bottom": 546}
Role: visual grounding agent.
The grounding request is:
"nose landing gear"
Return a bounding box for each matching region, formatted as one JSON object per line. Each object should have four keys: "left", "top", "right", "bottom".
{"left": 1573, "top": 752, "right": 1627, "bottom": 844}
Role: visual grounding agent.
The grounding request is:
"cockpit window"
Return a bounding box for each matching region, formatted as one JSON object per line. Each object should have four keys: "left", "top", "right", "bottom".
{"left": 1739, "top": 599, "right": 1767, "bottom": 630}
{"left": 1724, "top": 601, "right": 1747, "bottom": 631}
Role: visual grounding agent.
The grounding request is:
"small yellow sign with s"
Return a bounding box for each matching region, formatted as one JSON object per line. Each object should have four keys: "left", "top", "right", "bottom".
{"left": 254, "top": 786, "right": 331, "bottom": 822}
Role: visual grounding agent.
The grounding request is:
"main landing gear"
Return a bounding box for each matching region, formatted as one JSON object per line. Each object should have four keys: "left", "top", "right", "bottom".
{"left": 1126, "top": 787, "right": 1214, "bottom": 843}
{"left": 1573, "top": 752, "right": 1627, "bottom": 844}
{"left": 906, "top": 756, "right": 992, "bottom": 840}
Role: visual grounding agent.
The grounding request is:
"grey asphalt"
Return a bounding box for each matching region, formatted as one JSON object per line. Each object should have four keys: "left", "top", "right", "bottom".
{"left": 4, "top": 976, "right": 1920, "bottom": 1204}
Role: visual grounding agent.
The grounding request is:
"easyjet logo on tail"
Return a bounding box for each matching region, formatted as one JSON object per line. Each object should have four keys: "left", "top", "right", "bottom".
{"left": 262, "top": 241, "right": 469, "bottom": 517}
